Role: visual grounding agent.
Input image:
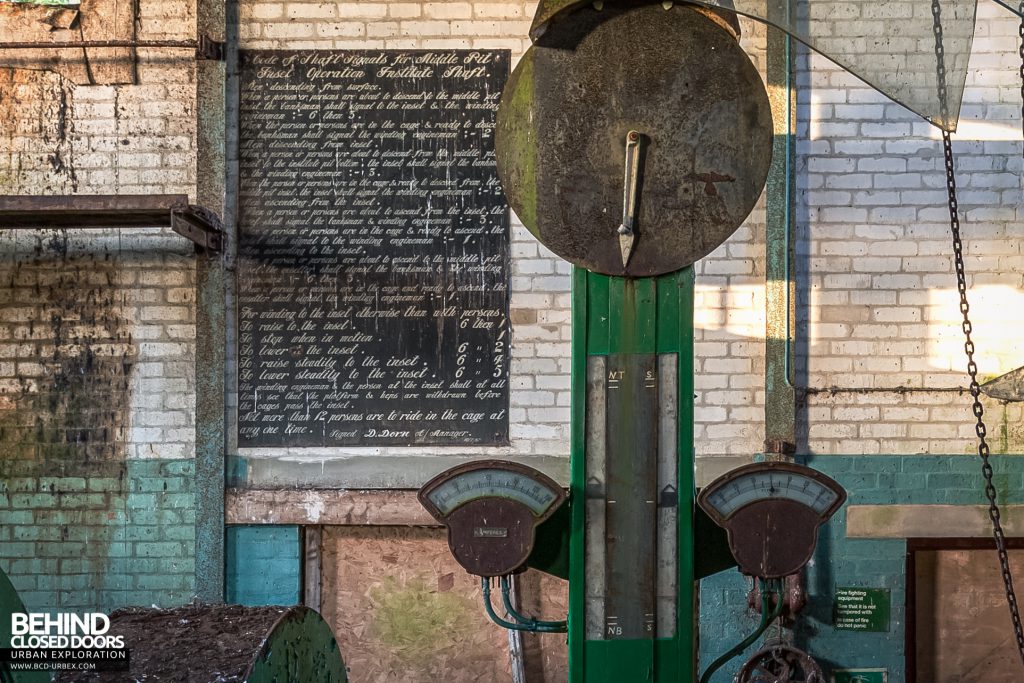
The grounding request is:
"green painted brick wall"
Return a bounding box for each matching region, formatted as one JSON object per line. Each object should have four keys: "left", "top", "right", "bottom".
{"left": 699, "top": 454, "right": 1024, "bottom": 683}
{"left": 0, "top": 458, "right": 197, "bottom": 613}
{"left": 226, "top": 525, "right": 301, "bottom": 606}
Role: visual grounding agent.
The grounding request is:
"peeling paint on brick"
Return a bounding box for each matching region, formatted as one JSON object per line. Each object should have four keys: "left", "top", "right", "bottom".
{"left": 0, "top": 67, "right": 78, "bottom": 194}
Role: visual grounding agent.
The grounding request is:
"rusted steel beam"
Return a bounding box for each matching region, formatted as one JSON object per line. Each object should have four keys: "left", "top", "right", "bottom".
{"left": 0, "top": 36, "right": 224, "bottom": 59}
{"left": 171, "top": 205, "right": 224, "bottom": 252}
{"left": 0, "top": 194, "right": 188, "bottom": 228}
{"left": 0, "top": 194, "right": 225, "bottom": 252}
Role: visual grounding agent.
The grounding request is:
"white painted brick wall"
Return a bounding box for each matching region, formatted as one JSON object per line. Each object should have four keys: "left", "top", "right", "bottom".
{"left": 0, "top": 0, "right": 199, "bottom": 462}
{"left": 795, "top": 0, "right": 1024, "bottom": 456}
{"left": 238, "top": 0, "right": 1024, "bottom": 471}
{"left": 7, "top": 0, "right": 1020, "bottom": 478}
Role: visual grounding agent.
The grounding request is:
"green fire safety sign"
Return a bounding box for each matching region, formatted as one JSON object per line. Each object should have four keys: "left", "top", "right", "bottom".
{"left": 833, "top": 587, "right": 890, "bottom": 632}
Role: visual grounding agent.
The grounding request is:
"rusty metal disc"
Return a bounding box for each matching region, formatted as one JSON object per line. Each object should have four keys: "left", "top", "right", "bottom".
{"left": 496, "top": 3, "right": 773, "bottom": 277}
{"left": 530, "top": 0, "right": 742, "bottom": 45}
{"left": 737, "top": 643, "right": 825, "bottom": 683}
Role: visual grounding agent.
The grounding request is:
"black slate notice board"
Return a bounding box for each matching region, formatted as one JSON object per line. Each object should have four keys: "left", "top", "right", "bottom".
{"left": 237, "top": 50, "right": 511, "bottom": 447}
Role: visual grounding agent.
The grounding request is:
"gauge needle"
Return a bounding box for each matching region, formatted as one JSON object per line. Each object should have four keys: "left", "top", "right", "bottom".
{"left": 617, "top": 130, "right": 642, "bottom": 268}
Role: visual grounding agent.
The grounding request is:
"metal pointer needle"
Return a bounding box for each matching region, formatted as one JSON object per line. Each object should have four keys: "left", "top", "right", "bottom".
{"left": 617, "top": 130, "right": 642, "bottom": 269}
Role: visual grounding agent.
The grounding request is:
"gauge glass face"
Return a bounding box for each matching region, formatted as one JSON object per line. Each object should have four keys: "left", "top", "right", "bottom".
{"left": 425, "top": 468, "right": 560, "bottom": 517}
{"left": 703, "top": 471, "right": 841, "bottom": 520}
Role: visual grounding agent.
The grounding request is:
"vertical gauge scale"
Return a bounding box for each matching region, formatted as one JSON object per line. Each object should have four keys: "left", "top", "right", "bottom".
{"left": 698, "top": 462, "right": 846, "bottom": 579}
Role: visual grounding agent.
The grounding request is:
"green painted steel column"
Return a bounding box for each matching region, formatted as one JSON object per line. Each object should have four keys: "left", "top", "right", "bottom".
{"left": 568, "top": 267, "right": 695, "bottom": 682}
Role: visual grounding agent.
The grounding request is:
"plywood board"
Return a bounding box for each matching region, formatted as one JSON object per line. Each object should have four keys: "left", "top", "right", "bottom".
{"left": 915, "top": 548, "right": 1024, "bottom": 681}
{"left": 321, "top": 526, "right": 568, "bottom": 683}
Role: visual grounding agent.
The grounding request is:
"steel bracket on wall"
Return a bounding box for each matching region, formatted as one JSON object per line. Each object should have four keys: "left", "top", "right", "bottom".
{"left": 171, "top": 204, "right": 225, "bottom": 252}
{"left": 195, "top": 34, "right": 225, "bottom": 61}
{"left": 0, "top": 195, "right": 225, "bottom": 253}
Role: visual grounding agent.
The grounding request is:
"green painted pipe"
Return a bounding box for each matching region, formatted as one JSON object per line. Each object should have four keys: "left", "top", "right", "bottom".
{"left": 481, "top": 578, "right": 568, "bottom": 633}
{"left": 498, "top": 576, "right": 568, "bottom": 632}
{"left": 698, "top": 580, "right": 784, "bottom": 683}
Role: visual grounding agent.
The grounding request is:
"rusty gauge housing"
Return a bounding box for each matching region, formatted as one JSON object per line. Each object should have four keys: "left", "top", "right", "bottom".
{"left": 418, "top": 460, "right": 567, "bottom": 577}
{"left": 697, "top": 462, "right": 846, "bottom": 579}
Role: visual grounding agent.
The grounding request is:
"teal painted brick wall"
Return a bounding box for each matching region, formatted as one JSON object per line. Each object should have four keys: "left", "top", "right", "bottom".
{"left": 226, "top": 525, "right": 301, "bottom": 606}
{"left": 699, "top": 454, "right": 1024, "bottom": 683}
{"left": 0, "top": 245, "right": 199, "bottom": 615}
{"left": 0, "top": 459, "right": 197, "bottom": 613}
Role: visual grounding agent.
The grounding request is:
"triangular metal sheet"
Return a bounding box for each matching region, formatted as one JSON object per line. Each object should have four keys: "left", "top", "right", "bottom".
{"left": 980, "top": 366, "right": 1024, "bottom": 402}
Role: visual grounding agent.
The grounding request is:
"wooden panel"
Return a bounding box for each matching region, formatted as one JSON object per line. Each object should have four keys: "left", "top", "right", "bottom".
{"left": 848, "top": 505, "right": 1024, "bottom": 538}
{"left": 320, "top": 526, "right": 568, "bottom": 683}
{"left": 914, "top": 547, "right": 1024, "bottom": 681}
{"left": 304, "top": 526, "right": 322, "bottom": 612}
{"left": 226, "top": 489, "right": 435, "bottom": 526}
{"left": 517, "top": 570, "right": 570, "bottom": 683}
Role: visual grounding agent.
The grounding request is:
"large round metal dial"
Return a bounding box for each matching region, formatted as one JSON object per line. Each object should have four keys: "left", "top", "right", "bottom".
{"left": 496, "top": 3, "right": 773, "bottom": 277}
{"left": 697, "top": 462, "right": 846, "bottom": 579}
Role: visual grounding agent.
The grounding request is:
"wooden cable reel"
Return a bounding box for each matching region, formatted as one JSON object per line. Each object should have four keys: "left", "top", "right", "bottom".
{"left": 495, "top": 1, "right": 774, "bottom": 277}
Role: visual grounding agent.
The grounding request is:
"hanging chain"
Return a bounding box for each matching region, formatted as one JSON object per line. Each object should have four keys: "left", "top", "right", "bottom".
{"left": 933, "top": 0, "right": 1024, "bottom": 662}
{"left": 1019, "top": 0, "right": 1023, "bottom": 150}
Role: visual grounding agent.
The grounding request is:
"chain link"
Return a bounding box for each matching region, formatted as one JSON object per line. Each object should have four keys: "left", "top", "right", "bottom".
{"left": 934, "top": 0, "right": 1024, "bottom": 663}
{"left": 1019, "top": 1, "right": 1023, "bottom": 151}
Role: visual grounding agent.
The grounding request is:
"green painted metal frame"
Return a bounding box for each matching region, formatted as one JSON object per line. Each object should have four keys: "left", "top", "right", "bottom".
{"left": 0, "top": 569, "right": 49, "bottom": 683}
{"left": 569, "top": 266, "right": 695, "bottom": 682}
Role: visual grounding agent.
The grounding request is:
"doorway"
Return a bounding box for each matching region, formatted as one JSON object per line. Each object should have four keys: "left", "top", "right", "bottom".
{"left": 906, "top": 538, "right": 1024, "bottom": 681}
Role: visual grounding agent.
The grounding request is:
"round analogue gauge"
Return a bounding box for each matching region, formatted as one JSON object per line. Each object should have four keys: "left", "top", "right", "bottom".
{"left": 700, "top": 467, "right": 843, "bottom": 523}
{"left": 698, "top": 462, "right": 846, "bottom": 579}
{"left": 423, "top": 468, "right": 561, "bottom": 518}
{"left": 419, "top": 461, "right": 567, "bottom": 577}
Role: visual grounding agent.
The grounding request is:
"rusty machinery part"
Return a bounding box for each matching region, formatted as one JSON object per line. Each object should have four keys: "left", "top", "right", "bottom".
{"left": 932, "top": 0, "right": 1024, "bottom": 664}
{"left": 697, "top": 462, "right": 845, "bottom": 579}
{"left": 495, "top": 3, "right": 772, "bottom": 277}
{"left": 530, "top": 0, "right": 740, "bottom": 44}
{"left": 418, "top": 460, "right": 567, "bottom": 577}
{"left": 170, "top": 203, "right": 226, "bottom": 252}
{"left": 747, "top": 573, "right": 806, "bottom": 617}
{"left": 735, "top": 643, "right": 825, "bottom": 683}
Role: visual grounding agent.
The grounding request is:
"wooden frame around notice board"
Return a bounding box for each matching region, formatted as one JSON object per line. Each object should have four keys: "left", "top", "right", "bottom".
{"left": 904, "top": 537, "right": 1024, "bottom": 682}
